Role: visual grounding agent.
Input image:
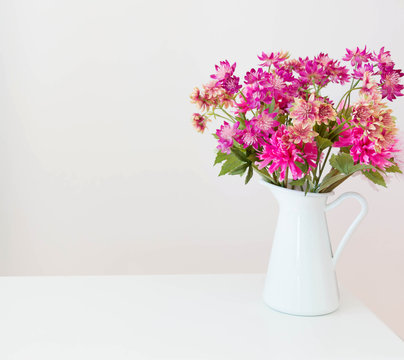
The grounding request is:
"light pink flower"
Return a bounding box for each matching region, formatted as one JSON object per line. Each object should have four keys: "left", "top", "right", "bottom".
{"left": 373, "top": 47, "right": 394, "bottom": 69}
{"left": 289, "top": 94, "right": 319, "bottom": 125}
{"left": 360, "top": 72, "right": 381, "bottom": 101}
{"left": 253, "top": 110, "right": 278, "bottom": 133}
{"left": 192, "top": 113, "right": 209, "bottom": 133}
{"left": 317, "top": 103, "right": 336, "bottom": 125}
{"left": 289, "top": 122, "right": 318, "bottom": 143}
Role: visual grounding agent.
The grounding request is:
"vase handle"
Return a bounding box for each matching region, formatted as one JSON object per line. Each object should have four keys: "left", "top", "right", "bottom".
{"left": 326, "top": 192, "right": 368, "bottom": 266}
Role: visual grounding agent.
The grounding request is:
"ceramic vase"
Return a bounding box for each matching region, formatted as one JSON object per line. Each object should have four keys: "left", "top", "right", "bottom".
{"left": 262, "top": 181, "right": 368, "bottom": 316}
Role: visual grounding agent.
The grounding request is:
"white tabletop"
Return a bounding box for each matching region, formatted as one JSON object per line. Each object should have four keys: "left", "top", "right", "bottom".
{"left": 0, "top": 274, "right": 402, "bottom": 360}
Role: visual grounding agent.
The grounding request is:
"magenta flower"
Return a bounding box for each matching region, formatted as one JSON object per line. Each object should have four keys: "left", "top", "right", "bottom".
{"left": 258, "top": 51, "right": 289, "bottom": 68}
{"left": 253, "top": 110, "right": 278, "bottom": 133}
{"left": 210, "top": 60, "right": 236, "bottom": 82}
{"left": 343, "top": 46, "right": 372, "bottom": 67}
{"left": 380, "top": 69, "right": 404, "bottom": 101}
{"left": 256, "top": 125, "right": 317, "bottom": 181}
{"left": 244, "top": 68, "right": 264, "bottom": 84}
{"left": 350, "top": 127, "right": 398, "bottom": 170}
{"left": 373, "top": 47, "right": 394, "bottom": 69}
{"left": 216, "top": 121, "right": 240, "bottom": 154}
{"left": 298, "top": 60, "right": 328, "bottom": 86}
{"left": 221, "top": 75, "right": 242, "bottom": 94}
{"left": 239, "top": 122, "right": 260, "bottom": 148}
{"left": 352, "top": 64, "right": 374, "bottom": 79}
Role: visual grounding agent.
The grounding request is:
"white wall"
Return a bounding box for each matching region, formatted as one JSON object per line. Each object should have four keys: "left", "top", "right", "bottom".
{"left": 0, "top": 0, "right": 404, "bottom": 338}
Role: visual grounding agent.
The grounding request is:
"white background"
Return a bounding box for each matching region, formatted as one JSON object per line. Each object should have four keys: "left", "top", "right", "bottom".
{"left": 0, "top": 0, "right": 403, "bottom": 338}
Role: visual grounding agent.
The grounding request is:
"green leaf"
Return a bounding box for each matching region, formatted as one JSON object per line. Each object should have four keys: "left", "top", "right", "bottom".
{"left": 295, "top": 160, "right": 309, "bottom": 173}
{"left": 351, "top": 163, "right": 374, "bottom": 172}
{"left": 268, "top": 98, "right": 276, "bottom": 113}
{"left": 214, "top": 151, "right": 229, "bottom": 166}
{"left": 304, "top": 177, "right": 312, "bottom": 195}
{"left": 289, "top": 178, "right": 306, "bottom": 186}
{"left": 362, "top": 170, "right": 387, "bottom": 187}
{"left": 316, "top": 136, "right": 332, "bottom": 151}
{"left": 218, "top": 155, "right": 244, "bottom": 176}
{"left": 245, "top": 166, "right": 253, "bottom": 184}
{"left": 385, "top": 164, "right": 403, "bottom": 174}
{"left": 229, "top": 163, "right": 249, "bottom": 176}
{"left": 231, "top": 148, "right": 248, "bottom": 162}
{"left": 329, "top": 152, "right": 374, "bottom": 175}
{"left": 329, "top": 153, "right": 354, "bottom": 175}
{"left": 318, "top": 173, "right": 347, "bottom": 192}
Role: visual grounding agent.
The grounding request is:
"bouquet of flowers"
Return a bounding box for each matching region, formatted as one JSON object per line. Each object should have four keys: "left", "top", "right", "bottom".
{"left": 190, "top": 47, "right": 403, "bottom": 193}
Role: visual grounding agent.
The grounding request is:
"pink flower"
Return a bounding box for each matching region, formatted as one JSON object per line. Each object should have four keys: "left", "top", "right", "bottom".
{"left": 256, "top": 125, "right": 317, "bottom": 181}
{"left": 239, "top": 122, "right": 260, "bottom": 148}
{"left": 211, "top": 60, "right": 236, "bottom": 82}
{"left": 360, "top": 72, "right": 381, "bottom": 101}
{"left": 190, "top": 87, "right": 210, "bottom": 112}
{"left": 313, "top": 53, "right": 350, "bottom": 85}
{"left": 352, "top": 101, "right": 372, "bottom": 126}
{"left": 373, "top": 47, "right": 394, "bottom": 69}
{"left": 253, "top": 110, "right": 278, "bottom": 133}
{"left": 298, "top": 59, "right": 328, "bottom": 86}
{"left": 343, "top": 47, "right": 372, "bottom": 67}
{"left": 221, "top": 75, "right": 242, "bottom": 94}
{"left": 192, "top": 113, "right": 209, "bottom": 133}
{"left": 380, "top": 69, "right": 404, "bottom": 101}
{"left": 350, "top": 127, "right": 397, "bottom": 170}
{"left": 289, "top": 94, "right": 319, "bottom": 125}
{"left": 258, "top": 51, "right": 289, "bottom": 68}
{"left": 284, "top": 58, "right": 305, "bottom": 73}
{"left": 352, "top": 64, "right": 374, "bottom": 79}
{"left": 317, "top": 102, "right": 336, "bottom": 125}
{"left": 190, "top": 82, "right": 234, "bottom": 112}
{"left": 216, "top": 121, "right": 240, "bottom": 154}
{"left": 289, "top": 122, "right": 318, "bottom": 144}
{"left": 244, "top": 68, "right": 264, "bottom": 84}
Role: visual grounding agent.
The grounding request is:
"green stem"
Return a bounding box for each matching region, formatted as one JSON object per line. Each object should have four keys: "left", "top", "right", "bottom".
{"left": 284, "top": 167, "right": 289, "bottom": 188}
{"left": 317, "top": 147, "right": 332, "bottom": 185}
{"left": 219, "top": 107, "right": 236, "bottom": 122}
{"left": 327, "top": 118, "right": 351, "bottom": 139}
{"left": 335, "top": 82, "right": 361, "bottom": 110}
{"left": 252, "top": 164, "right": 276, "bottom": 184}
{"left": 210, "top": 112, "right": 234, "bottom": 122}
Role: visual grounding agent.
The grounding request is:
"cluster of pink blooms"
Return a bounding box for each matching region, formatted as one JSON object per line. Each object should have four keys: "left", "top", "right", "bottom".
{"left": 190, "top": 47, "right": 403, "bottom": 185}
{"left": 335, "top": 91, "right": 398, "bottom": 171}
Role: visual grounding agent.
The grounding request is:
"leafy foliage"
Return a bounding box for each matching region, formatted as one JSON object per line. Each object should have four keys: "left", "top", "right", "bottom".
{"left": 214, "top": 149, "right": 255, "bottom": 185}
{"left": 362, "top": 170, "right": 387, "bottom": 187}
{"left": 329, "top": 153, "right": 373, "bottom": 175}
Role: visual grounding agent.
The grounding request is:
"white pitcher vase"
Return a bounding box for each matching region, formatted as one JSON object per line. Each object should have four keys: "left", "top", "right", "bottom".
{"left": 262, "top": 181, "right": 368, "bottom": 316}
